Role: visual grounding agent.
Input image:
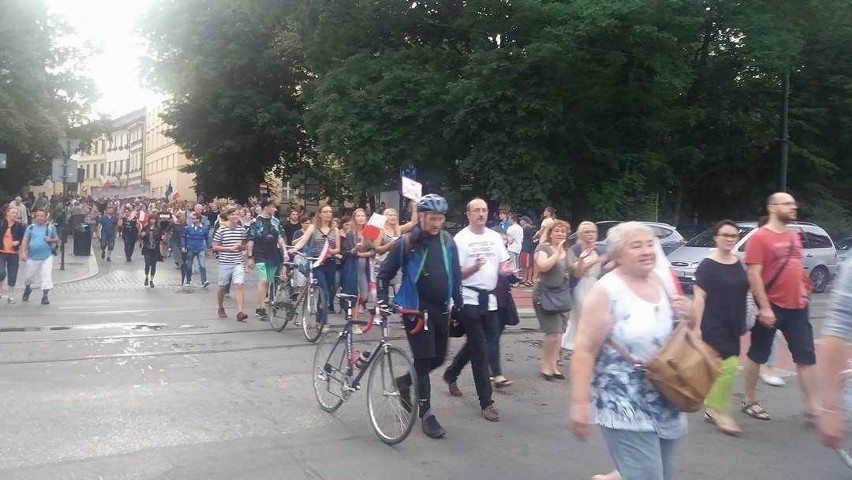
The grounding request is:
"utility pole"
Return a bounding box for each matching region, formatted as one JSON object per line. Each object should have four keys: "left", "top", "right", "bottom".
{"left": 779, "top": 71, "right": 790, "bottom": 192}
{"left": 58, "top": 138, "right": 81, "bottom": 271}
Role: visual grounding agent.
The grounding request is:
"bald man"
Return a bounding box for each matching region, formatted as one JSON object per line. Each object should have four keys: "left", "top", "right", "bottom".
{"left": 741, "top": 192, "right": 818, "bottom": 423}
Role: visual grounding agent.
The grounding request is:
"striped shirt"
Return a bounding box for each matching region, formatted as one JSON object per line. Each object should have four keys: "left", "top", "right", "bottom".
{"left": 213, "top": 225, "right": 246, "bottom": 265}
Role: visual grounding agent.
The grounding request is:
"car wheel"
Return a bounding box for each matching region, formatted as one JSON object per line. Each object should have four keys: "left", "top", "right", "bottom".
{"left": 809, "top": 265, "right": 829, "bottom": 294}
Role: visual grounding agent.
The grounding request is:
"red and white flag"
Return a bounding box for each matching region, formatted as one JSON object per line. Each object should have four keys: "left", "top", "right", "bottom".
{"left": 170, "top": 191, "right": 181, "bottom": 202}
{"left": 653, "top": 238, "right": 683, "bottom": 296}
{"left": 362, "top": 213, "right": 387, "bottom": 242}
{"left": 312, "top": 239, "right": 330, "bottom": 269}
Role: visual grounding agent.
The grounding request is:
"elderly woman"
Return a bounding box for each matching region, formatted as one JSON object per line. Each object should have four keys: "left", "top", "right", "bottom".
{"left": 533, "top": 219, "right": 576, "bottom": 379}
{"left": 563, "top": 221, "right": 608, "bottom": 353}
{"left": 571, "top": 222, "right": 693, "bottom": 480}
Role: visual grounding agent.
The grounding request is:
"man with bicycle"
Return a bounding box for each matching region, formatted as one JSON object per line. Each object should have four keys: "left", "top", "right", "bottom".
{"left": 376, "top": 194, "right": 463, "bottom": 439}
{"left": 246, "top": 198, "right": 287, "bottom": 320}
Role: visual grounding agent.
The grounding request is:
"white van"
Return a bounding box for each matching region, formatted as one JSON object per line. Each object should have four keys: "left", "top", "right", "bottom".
{"left": 668, "top": 221, "right": 837, "bottom": 293}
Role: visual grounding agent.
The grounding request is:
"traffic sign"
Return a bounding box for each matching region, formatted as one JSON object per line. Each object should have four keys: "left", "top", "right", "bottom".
{"left": 51, "top": 158, "right": 79, "bottom": 183}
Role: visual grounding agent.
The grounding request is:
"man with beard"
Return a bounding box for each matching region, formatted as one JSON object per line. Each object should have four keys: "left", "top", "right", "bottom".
{"left": 741, "top": 192, "right": 818, "bottom": 423}
{"left": 376, "top": 194, "right": 463, "bottom": 439}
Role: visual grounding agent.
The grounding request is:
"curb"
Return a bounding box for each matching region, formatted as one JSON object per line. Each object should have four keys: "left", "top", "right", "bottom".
{"left": 55, "top": 246, "right": 100, "bottom": 286}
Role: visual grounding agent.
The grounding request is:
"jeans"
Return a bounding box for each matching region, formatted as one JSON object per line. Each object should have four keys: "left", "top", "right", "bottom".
{"left": 185, "top": 249, "right": 207, "bottom": 284}
{"left": 0, "top": 252, "right": 20, "bottom": 287}
{"left": 600, "top": 427, "right": 677, "bottom": 480}
{"left": 123, "top": 235, "right": 136, "bottom": 261}
{"left": 444, "top": 305, "right": 497, "bottom": 409}
{"left": 314, "top": 263, "right": 336, "bottom": 324}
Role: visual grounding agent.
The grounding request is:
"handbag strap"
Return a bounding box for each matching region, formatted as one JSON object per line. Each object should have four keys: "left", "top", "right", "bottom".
{"left": 764, "top": 233, "right": 795, "bottom": 293}
{"left": 606, "top": 339, "right": 645, "bottom": 369}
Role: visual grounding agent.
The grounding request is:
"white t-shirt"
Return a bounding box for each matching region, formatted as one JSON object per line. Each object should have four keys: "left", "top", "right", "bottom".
{"left": 506, "top": 223, "right": 523, "bottom": 254}
{"left": 454, "top": 227, "right": 510, "bottom": 311}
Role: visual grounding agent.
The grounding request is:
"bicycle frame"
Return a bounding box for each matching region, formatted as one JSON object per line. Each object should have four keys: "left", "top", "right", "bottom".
{"left": 334, "top": 297, "right": 391, "bottom": 392}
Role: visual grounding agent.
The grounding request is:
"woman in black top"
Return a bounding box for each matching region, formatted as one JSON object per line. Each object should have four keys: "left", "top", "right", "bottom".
{"left": 140, "top": 216, "right": 166, "bottom": 288}
{"left": 693, "top": 219, "right": 749, "bottom": 436}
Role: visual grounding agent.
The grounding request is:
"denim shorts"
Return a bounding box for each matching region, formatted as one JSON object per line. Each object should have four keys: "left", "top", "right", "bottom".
{"left": 218, "top": 263, "right": 245, "bottom": 286}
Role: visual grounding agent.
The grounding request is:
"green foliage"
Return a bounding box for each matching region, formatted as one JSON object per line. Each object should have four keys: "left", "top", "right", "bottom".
{"left": 0, "top": 0, "right": 97, "bottom": 197}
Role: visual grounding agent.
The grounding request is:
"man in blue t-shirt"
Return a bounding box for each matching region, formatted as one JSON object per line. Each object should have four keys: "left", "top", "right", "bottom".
{"left": 96, "top": 207, "right": 119, "bottom": 262}
{"left": 20, "top": 209, "right": 60, "bottom": 304}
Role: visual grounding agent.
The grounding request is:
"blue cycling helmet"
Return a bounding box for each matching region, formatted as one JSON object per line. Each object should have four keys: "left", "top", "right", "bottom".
{"left": 417, "top": 194, "right": 448, "bottom": 213}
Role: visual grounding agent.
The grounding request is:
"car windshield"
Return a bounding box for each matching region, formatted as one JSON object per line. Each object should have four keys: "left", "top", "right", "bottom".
{"left": 685, "top": 226, "right": 754, "bottom": 247}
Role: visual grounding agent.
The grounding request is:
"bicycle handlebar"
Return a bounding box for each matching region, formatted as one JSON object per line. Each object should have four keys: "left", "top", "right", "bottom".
{"left": 288, "top": 250, "right": 322, "bottom": 262}
{"left": 367, "top": 304, "right": 427, "bottom": 335}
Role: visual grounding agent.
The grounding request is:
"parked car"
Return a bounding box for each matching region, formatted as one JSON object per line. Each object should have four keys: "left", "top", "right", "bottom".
{"left": 667, "top": 221, "right": 838, "bottom": 293}
{"left": 836, "top": 236, "right": 852, "bottom": 271}
{"left": 568, "top": 221, "right": 685, "bottom": 254}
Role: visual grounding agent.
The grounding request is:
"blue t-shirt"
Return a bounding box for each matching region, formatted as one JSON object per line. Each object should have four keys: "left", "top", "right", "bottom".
{"left": 98, "top": 215, "right": 119, "bottom": 237}
{"left": 25, "top": 223, "right": 57, "bottom": 261}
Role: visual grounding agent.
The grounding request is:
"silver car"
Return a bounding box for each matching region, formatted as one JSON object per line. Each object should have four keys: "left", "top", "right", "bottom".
{"left": 569, "top": 221, "right": 685, "bottom": 254}
{"left": 667, "top": 221, "right": 838, "bottom": 293}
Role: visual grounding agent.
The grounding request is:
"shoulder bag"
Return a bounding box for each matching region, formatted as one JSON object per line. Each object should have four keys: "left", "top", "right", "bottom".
{"left": 536, "top": 279, "right": 572, "bottom": 313}
{"left": 607, "top": 276, "right": 721, "bottom": 412}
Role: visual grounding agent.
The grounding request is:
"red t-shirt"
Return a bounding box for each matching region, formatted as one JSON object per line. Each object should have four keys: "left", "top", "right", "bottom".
{"left": 744, "top": 226, "right": 807, "bottom": 309}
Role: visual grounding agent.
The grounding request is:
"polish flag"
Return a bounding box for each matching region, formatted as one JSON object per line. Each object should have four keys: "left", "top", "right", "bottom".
{"left": 170, "top": 191, "right": 181, "bottom": 202}
{"left": 653, "top": 238, "right": 683, "bottom": 296}
{"left": 137, "top": 209, "right": 148, "bottom": 227}
{"left": 362, "top": 213, "right": 387, "bottom": 242}
{"left": 312, "top": 239, "right": 330, "bottom": 269}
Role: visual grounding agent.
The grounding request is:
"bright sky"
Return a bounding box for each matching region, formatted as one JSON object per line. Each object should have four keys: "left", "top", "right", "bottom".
{"left": 47, "top": 0, "right": 162, "bottom": 118}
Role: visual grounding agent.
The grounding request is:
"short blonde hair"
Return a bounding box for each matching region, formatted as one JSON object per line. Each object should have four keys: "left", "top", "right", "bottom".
{"left": 606, "top": 221, "right": 653, "bottom": 259}
{"left": 543, "top": 220, "right": 571, "bottom": 244}
{"left": 575, "top": 221, "right": 597, "bottom": 244}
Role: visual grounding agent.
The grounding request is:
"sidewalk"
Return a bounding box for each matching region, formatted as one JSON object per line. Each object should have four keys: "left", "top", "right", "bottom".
{"left": 52, "top": 240, "right": 99, "bottom": 286}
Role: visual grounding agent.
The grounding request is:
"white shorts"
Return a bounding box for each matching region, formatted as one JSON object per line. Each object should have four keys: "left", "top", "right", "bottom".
{"left": 218, "top": 263, "right": 245, "bottom": 286}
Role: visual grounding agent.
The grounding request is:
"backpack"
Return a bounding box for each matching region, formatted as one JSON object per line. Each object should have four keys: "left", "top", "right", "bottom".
{"left": 26, "top": 223, "right": 59, "bottom": 256}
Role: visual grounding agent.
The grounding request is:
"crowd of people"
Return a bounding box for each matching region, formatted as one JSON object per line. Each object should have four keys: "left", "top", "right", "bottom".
{"left": 1, "top": 189, "right": 850, "bottom": 479}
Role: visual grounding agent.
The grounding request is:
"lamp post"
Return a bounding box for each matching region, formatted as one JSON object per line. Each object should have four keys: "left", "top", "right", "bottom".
{"left": 58, "top": 138, "right": 81, "bottom": 270}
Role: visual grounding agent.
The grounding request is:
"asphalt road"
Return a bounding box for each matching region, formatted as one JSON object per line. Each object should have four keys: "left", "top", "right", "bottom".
{"left": 0, "top": 258, "right": 848, "bottom": 480}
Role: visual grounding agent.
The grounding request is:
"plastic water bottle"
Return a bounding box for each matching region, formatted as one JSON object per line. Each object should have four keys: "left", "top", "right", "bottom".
{"left": 355, "top": 350, "right": 371, "bottom": 370}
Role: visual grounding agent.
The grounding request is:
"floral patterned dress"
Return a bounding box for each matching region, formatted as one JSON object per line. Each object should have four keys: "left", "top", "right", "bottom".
{"left": 591, "top": 273, "right": 687, "bottom": 439}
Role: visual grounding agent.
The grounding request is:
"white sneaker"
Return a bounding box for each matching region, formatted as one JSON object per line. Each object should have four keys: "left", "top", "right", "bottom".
{"left": 760, "top": 373, "right": 786, "bottom": 387}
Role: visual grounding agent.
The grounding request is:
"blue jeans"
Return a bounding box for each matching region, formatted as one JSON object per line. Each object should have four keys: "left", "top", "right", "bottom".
{"left": 314, "top": 263, "right": 336, "bottom": 324}
{"left": 185, "top": 249, "right": 207, "bottom": 284}
{"left": 600, "top": 427, "right": 677, "bottom": 480}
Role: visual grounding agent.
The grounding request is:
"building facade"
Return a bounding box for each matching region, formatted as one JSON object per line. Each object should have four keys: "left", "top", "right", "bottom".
{"left": 144, "top": 103, "right": 196, "bottom": 202}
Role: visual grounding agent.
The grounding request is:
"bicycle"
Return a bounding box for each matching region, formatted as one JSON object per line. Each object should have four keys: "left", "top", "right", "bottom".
{"left": 281, "top": 251, "right": 327, "bottom": 342}
{"left": 267, "top": 262, "right": 297, "bottom": 332}
{"left": 312, "top": 293, "right": 424, "bottom": 445}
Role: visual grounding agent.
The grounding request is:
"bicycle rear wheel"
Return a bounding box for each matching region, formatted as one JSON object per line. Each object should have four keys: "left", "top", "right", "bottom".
{"left": 269, "top": 278, "right": 292, "bottom": 332}
{"left": 366, "top": 345, "right": 418, "bottom": 445}
{"left": 312, "top": 331, "right": 346, "bottom": 412}
{"left": 302, "top": 286, "right": 325, "bottom": 343}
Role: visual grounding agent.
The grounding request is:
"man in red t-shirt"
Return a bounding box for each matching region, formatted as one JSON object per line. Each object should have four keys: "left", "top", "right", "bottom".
{"left": 741, "top": 192, "right": 817, "bottom": 423}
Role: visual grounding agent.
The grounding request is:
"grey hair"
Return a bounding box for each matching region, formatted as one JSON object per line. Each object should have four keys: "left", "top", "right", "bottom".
{"left": 606, "top": 221, "right": 654, "bottom": 259}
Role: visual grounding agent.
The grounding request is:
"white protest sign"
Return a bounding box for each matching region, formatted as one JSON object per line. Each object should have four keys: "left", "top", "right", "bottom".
{"left": 401, "top": 176, "right": 422, "bottom": 201}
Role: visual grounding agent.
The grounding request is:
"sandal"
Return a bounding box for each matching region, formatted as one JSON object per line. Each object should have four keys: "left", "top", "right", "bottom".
{"left": 493, "top": 378, "right": 514, "bottom": 389}
{"left": 704, "top": 410, "right": 743, "bottom": 436}
{"left": 741, "top": 400, "right": 771, "bottom": 421}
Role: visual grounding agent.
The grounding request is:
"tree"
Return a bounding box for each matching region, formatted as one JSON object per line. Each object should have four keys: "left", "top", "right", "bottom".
{"left": 141, "top": 0, "right": 311, "bottom": 201}
{"left": 0, "top": 0, "right": 97, "bottom": 199}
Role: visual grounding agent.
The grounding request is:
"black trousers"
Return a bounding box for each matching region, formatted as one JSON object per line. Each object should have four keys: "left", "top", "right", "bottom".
{"left": 444, "top": 305, "right": 495, "bottom": 410}
{"left": 123, "top": 235, "right": 137, "bottom": 261}
{"left": 397, "top": 301, "right": 449, "bottom": 418}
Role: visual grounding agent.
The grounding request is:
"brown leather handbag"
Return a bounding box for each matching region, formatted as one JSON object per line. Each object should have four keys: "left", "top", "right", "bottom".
{"left": 608, "top": 322, "right": 722, "bottom": 412}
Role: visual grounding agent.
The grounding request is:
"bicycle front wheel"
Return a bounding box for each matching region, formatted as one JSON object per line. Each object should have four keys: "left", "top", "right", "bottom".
{"left": 269, "top": 278, "right": 292, "bottom": 332}
{"left": 366, "top": 345, "right": 418, "bottom": 445}
{"left": 302, "top": 286, "right": 325, "bottom": 343}
{"left": 312, "top": 331, "right": 346, "bottom": 413}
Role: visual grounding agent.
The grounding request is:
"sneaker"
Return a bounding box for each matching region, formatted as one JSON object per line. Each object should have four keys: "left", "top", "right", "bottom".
{"left": 257, "top": 308, "right": 268, "bottom": 321}
{"left": 144, "top": 278, "right": 149, "bottom": 287}
{"left": 255, "top": 308, "right": 264, "bottom": 316}
{"left": 760, "top": 373, "right": 786, "bottom": 387}
{"left": 149, "top": 280, "right": 155, "bottom": 288}
{"left": 22, "top": 285, "right": 32, "bottom": 302}
{"left": 236, "top": 312, "right": 249, "bottom": 322}
{"left": 101, "top": 250, "right": 105, "bottom": 259}
{"left": 41, "top": 295, "right": 50, "bottom": 305}
{"left": 203, "top": 281, "right": 210, "bottom": 289}
{"left": 482, "top": 404, "right": 500, "bottom": 422}
{"left": 421, "top": 415, "right": 447, "bottom": 439}
{"left": 217, "top": 307, "right": 227, "bottom": 318}
{"left": 107, "top": 256, "right": 111, "bottom": 262}
{"left": 7, "top": 297, "right": 15, "bottom": 304}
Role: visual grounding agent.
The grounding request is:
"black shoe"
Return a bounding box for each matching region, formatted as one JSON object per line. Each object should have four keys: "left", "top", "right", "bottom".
{"left": 107, "top": 256, "right": 111, "bottom": 262}
{"left": 149, "top": 280, "right": 154, "bottom": 288}
{"left": 41, "top": 295, "right": 49, "bottom": 305}
{"left": 257, "top": 308, "right": 268, "bottom": 321}
{"left": 421, "top": 415, "right": 446, "bottom": 439}
{"left": 101, "top": 250, "right": 105, "bottom": 259}
{"left": 22, "top": 285, "right": 32, "bottom": 302}
{"left": 395, "top": 377, "right": 412, "bottom": 413}
{"left": 144, "top": 278, "right": 149, "bottom": 287}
